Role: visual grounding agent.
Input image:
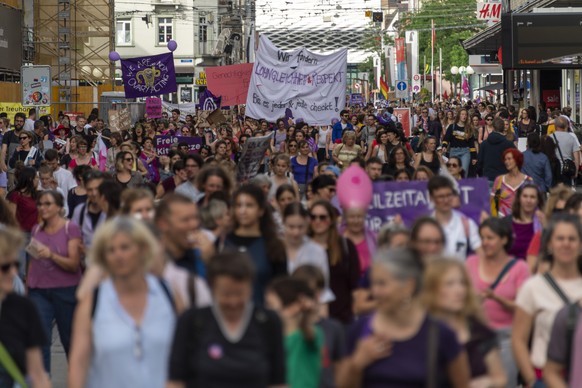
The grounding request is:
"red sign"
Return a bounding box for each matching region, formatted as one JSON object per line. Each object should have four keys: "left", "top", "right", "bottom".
{"left": 395, "top": 38, "right": 405, "bottom": 64}
{"left": 542, "top": 90, "right": 560, "bottom": 108}
{"left": 394, "top": 108, "right": 411, "bottom": 138}
{"left": 206, "top": 63, "right": 254, "bottom": 106}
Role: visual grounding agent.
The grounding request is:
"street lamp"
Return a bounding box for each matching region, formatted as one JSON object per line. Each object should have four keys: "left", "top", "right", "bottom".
{"left": 449, "top": 65, "right": 474, "bottom": 99}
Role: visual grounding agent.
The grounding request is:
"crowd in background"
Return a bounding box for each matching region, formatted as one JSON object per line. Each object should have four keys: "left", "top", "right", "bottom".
{"left": 0, "top": 96, "right": 581, "bottom": 388}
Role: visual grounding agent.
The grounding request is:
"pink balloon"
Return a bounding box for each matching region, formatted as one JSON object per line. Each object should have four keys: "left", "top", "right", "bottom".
{"left": 337, "top": 165, "right": 373, "bottom": 210}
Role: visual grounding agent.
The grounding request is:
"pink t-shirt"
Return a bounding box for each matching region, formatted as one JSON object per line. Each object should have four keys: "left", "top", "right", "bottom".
{"left": 466, "top": 255, "right": 530, "bottom": 329}
{"left": 28, "top": 221, "right": 83, "bottom": 289}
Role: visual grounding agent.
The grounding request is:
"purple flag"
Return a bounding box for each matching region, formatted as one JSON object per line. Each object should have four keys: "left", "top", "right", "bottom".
{"left": 121, "top": 52, "right": 177, "bottom": 98}
{"left": 197, "top": 89, "right": 222, "bottom": 110}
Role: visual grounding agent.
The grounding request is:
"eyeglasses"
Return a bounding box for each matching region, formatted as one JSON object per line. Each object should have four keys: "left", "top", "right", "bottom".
{"left": 19, "top": 136, "right": 28, "bottom": 140}
{"left": 288, "top": 144, "right": 298, "bottom": 148}
{"left": 422, "top": 111, "right": 428, "bottom": 114}
{"left": 327, "top": 187, "right": 336, "bottom": 194}
{"left": 446, "top": 163, "right": 459, "bottom": 168}
{"left": 310, "top": 214, "right": 330, "bottom": 221}
{"left": 37, "top": 201, "right": 55, "bottom": 207}
{"left": 124, "top": 158, "right": 134, "bottom": 162}
{"left": 486, "top": 118, "right": 493, "bottom": 121}
{"left": 0, "top": 261, "right": 18, "bottom": 274}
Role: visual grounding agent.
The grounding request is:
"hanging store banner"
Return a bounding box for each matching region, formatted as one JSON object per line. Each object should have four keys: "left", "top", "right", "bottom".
{"left": 121, "top": 52, "right": 177, "bottom": 98}
{"left": 476, "top": 1, "right": 501, "bottom": 21}
{"left": 395, "top": 38, "right": 406, "bottom": 82}
{"left": 0, "top": 103, "right": 50, "bottom": 116}
{"left": 245, "top": 35, "right": 347, "bottom": 126}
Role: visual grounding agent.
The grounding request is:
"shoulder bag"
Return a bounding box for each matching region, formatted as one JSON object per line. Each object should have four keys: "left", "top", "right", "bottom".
{"left": 552, "top": 133, "right": 577, "bottom": 177}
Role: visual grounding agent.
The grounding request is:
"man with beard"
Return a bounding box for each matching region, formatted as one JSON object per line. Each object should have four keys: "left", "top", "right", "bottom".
{"left": 0, "top": 113, "right": 26, "bottom": 189}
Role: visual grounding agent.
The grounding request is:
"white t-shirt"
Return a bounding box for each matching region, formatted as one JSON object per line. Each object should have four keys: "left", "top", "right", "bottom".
{"left": 53, "top": 167, "right": 77, "bottom": 202}
{"left": 516, "top": 274, "right": 582, "bottom": 368}
{"left": 434, "top": 210, "right": 481, "bottom": 260}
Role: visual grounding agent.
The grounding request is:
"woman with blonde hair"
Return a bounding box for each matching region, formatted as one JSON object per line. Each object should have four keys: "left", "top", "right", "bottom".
{"left": 68, "top": 217, "right": 177, "bottom": 388}
{"left": 333, "top": 131, "right": 362, "bottom": 170}
{"left": 422, "top": 258, "right": 507, "bottom": 388}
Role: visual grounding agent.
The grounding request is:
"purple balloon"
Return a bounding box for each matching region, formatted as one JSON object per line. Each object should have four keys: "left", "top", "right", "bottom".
{"left": 167, "top": 40, "right": 178, "bottom": 52}
{"left": 108, "top": 51, "right": 120, "bottom": 61}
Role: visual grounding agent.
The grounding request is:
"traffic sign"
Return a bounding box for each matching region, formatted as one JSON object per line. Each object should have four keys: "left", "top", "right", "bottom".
{"left": 395, "top": 80, "right": 408, "bottom": 98}
{"left": 412, "top": 74, "right": 421, "bottom": 82}
{"left": 412, "top": 84, "right": 421, "bottom": 93}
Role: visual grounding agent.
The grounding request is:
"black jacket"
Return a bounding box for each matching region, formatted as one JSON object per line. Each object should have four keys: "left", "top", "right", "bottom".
{"left": 477, "top": 132, "right": 516, "bottom": 181}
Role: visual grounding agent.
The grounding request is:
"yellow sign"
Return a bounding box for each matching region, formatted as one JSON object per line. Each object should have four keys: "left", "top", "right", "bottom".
{"left": 365, "top": 10, "right": 372, "bottom": 17}
{"left": 0, "top": 102, "right": 51, "bottom": 116}
{"left": 195, "top": 72, "right": 207, "bottom": 86}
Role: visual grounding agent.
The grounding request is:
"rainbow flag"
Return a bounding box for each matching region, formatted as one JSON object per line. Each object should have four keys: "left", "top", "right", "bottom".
{"left": 380, "top": 77, "right": 389, "bottom": 100}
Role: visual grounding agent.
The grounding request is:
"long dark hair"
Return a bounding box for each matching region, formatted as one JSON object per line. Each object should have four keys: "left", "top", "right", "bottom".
{"left": 512, "top": 183, "right": 545, "bottom": 221}
{"left": 387, "top": 145, "right": 411, "bottom": 169}
{"left": 233, "top": 184, "right": 286, "bottom": 263}
{"left": 10, "top": 167, "right": 38, "bottom": 199}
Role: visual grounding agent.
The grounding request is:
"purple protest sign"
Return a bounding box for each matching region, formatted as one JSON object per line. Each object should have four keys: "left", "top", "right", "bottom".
{"left": 366, "top": 178, "right": 490, "bottom": 233}
{"left": 121, "top": 52, "right": 177, "bottom": 98}
{"left": 146, "top": 97, "right": 162, "bottom": 118}
{"left": 154, "top": 135, "right": 203, "bottom": 155}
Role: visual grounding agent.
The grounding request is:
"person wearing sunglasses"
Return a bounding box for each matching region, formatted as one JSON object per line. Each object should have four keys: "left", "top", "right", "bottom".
{"left": 8, "top": 131, "right": 42, "bottom": 169}
{"left": 308, "top": 199, "right": 360, "bottom": 324}
{"left": 477, "top": 114, "right": 495, "bottom": 144}
{"left": 331, "top": 109, "right": 354, "bottom": 144}
{"left": 446, "top": 156, "right": 464, "bottom": 180}
{"left": 28, "top": 190, "right": 82, "bottom": 374}
{"left": 0, "top": 225, "right": 51, "bottom": 388}
{"left": 114, "top": 151, "right": 144, "bottom": 190}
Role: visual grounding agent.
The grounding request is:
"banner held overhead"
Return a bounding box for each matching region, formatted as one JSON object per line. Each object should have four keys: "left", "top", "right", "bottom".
{"left": 245, "top": 35, "right": 347, "bottom": 126}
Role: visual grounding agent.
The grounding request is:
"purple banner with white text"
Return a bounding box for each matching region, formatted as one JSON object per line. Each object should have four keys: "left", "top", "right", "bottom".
{"left": 366, "top": 178, "right": 490, "bottom": 232}
{"left": 121, "top": 52, "right": 177, "bottom": 98}
{"left": 154, "top": 135, "right": 203, "bottom": 155}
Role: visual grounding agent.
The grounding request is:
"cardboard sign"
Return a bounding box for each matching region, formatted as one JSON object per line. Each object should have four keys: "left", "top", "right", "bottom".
{"left": 206, "top": 108, "right": 227, "bottom": 125}
{"left": 236, "top": 134, "right": 272, "bottom": 182}
{"left": 108, "top": 108, "right": 131, "bottom": 132}
{"left": 145, "top": 97, "right": 162, "bottom": 118}
{"left": 206, "top": 63, "right": 254, "bottom": 106}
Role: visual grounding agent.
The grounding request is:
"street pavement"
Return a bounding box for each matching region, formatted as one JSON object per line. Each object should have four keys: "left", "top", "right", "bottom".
{"left": 51, "top": 330, "right": 67, "bottom": 388}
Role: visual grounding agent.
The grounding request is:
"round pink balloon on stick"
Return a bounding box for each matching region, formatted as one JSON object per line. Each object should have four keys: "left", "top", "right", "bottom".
{"left": 337, "top": 165, "right": 373, "bottom": 210}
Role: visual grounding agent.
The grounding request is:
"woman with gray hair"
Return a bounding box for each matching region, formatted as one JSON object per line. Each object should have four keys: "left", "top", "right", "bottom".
{"left": 68, "top": 217, "right": 178, "bottom": 388}
{"left": 337, "top": 247, "right": 470, "bottom": 388}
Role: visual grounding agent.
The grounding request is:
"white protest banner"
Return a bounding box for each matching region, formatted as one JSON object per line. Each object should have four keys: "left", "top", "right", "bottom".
{"left": 237, "top": 134, "right": 272, "bottom": 182}
{"left": 245, "top": 35, "right": 347, "bottom": 126}
{"left": 161, "top": 102, "right": 197, "bottom": 121}
{"left": 108, "top": 108, "right": 131, "bottom": 132}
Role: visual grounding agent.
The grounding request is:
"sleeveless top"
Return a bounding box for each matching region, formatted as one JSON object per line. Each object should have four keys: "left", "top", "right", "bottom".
{"left": 86, "top": 275, "right": 176, "bottom": 388}
{"left": 419, "top": 153, "right": 441, "bottom": 175}
{"left": 318, "top": 128, "right": 329, "bottom": 148}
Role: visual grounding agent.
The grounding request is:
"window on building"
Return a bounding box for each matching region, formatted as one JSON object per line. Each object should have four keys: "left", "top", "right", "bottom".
{"left": 199, "top": 16, "right": 208, "bottom": 42}
{"left": 116, "top": 20, "right": 132, "bottom": 46}
{"left": 158, "top": 17, "right": 173, "bottom": 44}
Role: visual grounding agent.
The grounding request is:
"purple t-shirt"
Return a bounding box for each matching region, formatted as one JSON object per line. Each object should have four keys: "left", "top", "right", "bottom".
{"left": 28, "top": 221, "right": 82, "bottom": 289}
{"left": 508, "top": 221, "right": 534, "bottom": 260}
{"left": 346, "top": 314, "right": 462, "bottom": 388}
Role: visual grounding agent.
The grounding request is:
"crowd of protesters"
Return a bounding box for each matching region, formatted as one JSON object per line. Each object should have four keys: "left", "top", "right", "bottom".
{"left": 0, "top": 97, "right": 581, "bottom": 388}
